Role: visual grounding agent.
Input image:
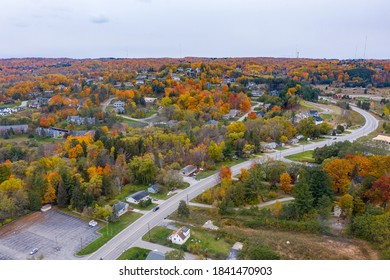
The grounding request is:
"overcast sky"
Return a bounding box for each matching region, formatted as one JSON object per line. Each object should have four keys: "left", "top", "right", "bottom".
{"left": 1, "top": 0, "right": 389, "bottom": 59}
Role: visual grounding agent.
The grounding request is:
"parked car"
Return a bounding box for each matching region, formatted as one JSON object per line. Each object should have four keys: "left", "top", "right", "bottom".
{"left": 30, "top": 248, "right": 38, "bottom": 255}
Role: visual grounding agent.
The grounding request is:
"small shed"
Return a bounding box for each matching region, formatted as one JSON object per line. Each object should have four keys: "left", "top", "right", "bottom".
{"left": 148, "top": 184, "right": 160, "bottom": 194}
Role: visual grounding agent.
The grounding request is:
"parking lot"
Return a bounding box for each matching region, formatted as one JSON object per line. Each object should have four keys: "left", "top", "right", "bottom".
{"left": 0, "top": 210, "right": 102, "bottom": 260}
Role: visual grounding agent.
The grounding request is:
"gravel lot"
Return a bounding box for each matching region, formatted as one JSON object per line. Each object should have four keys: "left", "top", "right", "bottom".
{"left": 0, "top": 210, "right": 102, "bottom": 260}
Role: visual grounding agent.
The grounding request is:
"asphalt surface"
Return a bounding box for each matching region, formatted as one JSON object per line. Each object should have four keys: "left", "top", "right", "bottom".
{"left": 87, "top": 105, "right": 378, "bottom": 260}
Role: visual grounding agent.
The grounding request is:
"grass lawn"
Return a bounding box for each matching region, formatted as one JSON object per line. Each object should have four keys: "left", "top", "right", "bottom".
{"left": 117, "top": 247, "right": 150, "bottom": 260}
{"left": 76, "top": 211, "right": 142, "bottom": 256}
{"left": 169, "top": 207, "right": 217, "bottom": 227}
{"left": 142, "top": 225, "right": 232, "bottom": 259}
{"left": 143, "top": 226, "right": 172, "bottom": 244}
{"left": 285, "top": 151, "right": 315, "bottom": 163}
{"left": 196, "top": 158, "right": 246, "bottom": 179}
{"left": 119, "top": 117, "right": 148, "bottom": 128}
{"left": 275, "top": 146, "right": 288, "bottom": 150}
{"left": 320, "top": 113, "right": 333, "bottom": 120}
{"left": 311, "top": 138, "right": 326, "bottom": 143}
{"left": 128, "top": 202, "right": 157, "bottom": 210}
{"left": 0, "top": 102, "right": 21, "bottom": 109}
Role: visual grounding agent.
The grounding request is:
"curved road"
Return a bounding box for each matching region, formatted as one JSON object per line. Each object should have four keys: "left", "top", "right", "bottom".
{"left": 86, "top": 105, "right": 378, "bottom": 260}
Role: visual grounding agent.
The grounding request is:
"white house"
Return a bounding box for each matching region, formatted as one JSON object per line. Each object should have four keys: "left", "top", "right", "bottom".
{"left": 169, "top": 227, "right": 191, "bottom": 245}
{"left": 126, "top": 190, "right": 150, "bottom": 204}
{"left": 144, "top": 97, "right": 157, "bottom": 104}
{"left": 113, "top": 100, "right": 125, "bottom": 108}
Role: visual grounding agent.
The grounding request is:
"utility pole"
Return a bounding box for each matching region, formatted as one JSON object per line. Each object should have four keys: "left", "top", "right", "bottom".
{"left": 148, "top": 223, "right": 151, "bottom": 241}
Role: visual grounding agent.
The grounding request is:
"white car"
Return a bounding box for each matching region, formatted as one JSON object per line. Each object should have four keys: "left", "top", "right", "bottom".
{"left": 30, "top": 248, "right": 38, "bottom": 255}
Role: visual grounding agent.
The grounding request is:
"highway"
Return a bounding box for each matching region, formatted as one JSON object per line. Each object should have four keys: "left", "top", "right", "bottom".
{"left": 87, "top": 105, "right": 378, "bottom": 260}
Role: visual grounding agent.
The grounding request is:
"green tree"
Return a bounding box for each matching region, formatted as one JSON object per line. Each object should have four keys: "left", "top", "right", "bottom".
{"left": 208, "top": 141, "right": 225, "bottom": 162}
{"left": 317, "top": 195, "right": 332, "bottom": 219}
{"left": 302, "top": 166, "right": 333, "bottom": 206}
{"left": 339, "top": 194, "right": 354, "bottom": 218}
{"left": 57, "top": 180, "right": 69, "bottom": 208}
{"left": 177, "top": 200, "right": 190, "bottom": 218}
{"left": 165, "top": 249, "right": 185, "bottom": 260}
{"left": 240, "top": 245, "right": 280, "bottom": 260}
{"left": 293, "top": 180, "right": 314, "bottom": 218}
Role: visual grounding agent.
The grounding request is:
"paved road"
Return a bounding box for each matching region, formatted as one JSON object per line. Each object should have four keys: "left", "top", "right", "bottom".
{"left": 86, "top": 105, "right": 378, "bottom": 260}
{"left": 237, "top": 102, "right": 260, "bottom": 122}
{"left": 101, "top": 97, "right": 116, "bottom": 112}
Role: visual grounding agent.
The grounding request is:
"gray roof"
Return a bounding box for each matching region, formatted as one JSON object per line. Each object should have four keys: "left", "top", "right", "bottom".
{"left": 148, "top": 184, "right": 159, "bottom": 191}
{"left": 130, "top": 190, "right": 149, "bottom": 201}
{"left": 227, "top": 248, "right": 239, "bottom": 260}
{"left": 146, "top": 251, "right": 165, "bottom": 260}
{"left": 114, "top": 201, "right": 128, "bottom": 212}
{"left": 182, "top": 227, "right": 190, "bottom": 233}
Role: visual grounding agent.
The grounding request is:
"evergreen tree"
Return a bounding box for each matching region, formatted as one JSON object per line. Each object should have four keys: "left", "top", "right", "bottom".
{"left": 57, "top": 180, "right": 68, "bottom": 208}
{"left": 293, "top": 180, "right": 314, "bottom": 218}
{"left": 177, "top": 200, "right": 190, "bottom": 218}
{"left": 302, "top": 166, "right": 333, "bottom": 207}
{"left": 71, "top": 181, "right": 84, "bottom": 211}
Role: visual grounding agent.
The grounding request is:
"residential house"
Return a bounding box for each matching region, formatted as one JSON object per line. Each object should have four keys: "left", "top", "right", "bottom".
{"left": 66, "top": 116, "right": 96, "bottom": 126}
{"left": 264, "top": 142, "right": 277, "bottom": 150}
{"left": 148, "top": 184, "right": 160, "bottom": 194}
{"left": 136, "top": 79, "right": 145, "bottom": 85}
{"left": 126, "top": 190, "right": 150, "bottom": 204}
{"left": 169, "top": 227, "right": 191, "bottom": 245}
{"left": 256, "top": 110, "right": 264, "bottom": 118}
{"left": 222, "top": 109, "right": 239, "bottom": 120}
{"left": 289, "top": 138, "right": 299, "bottom": 145}
{"left": 124, "top": 82, "right": 134, "bottom": 87}
{"left": 36, "top": 127, "right": 69, "bottom": 138}
{"left": 308, "top": 110, "right": 319, "bottom": 117}
{"left": 263, "top": 103, "right": 271, "bottom": 111}
{"left": 144, "top": 97, "right": 157, "bottom": 104}
{"left": 270, "top": 90, "right": 279, "bottom": 97}
{"left": 373, "top": 135, "right": 390, "bottom": 145}
{"left": 37, "top": 97, "right": 49, "bottom": 106}
{"left": 113, "top": 201, "right": 129, "bottom": 217}
{"left": 251, "top": 90, "right": 264, "bottom": 97}
{"left": 206, "top": 120, "right": 219, "bottom": 126}
{"left": 113, "top": 100, "right": 125, "bottom": 108}
{"left": 314, "top": 116, "right": 323, "bottom": 125}
{"left": 115, "top": 107, "right": 125, "bottom": 114}
{"left": 180, "top": 165, "right": 197, "bottom": 176}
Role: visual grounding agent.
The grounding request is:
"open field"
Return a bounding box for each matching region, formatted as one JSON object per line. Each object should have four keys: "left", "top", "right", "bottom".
{"left": 224, "top": 226, "right": 379, "bottom": 260}
{"left": 0, "top": 210, "right": 101, "bottom": 260}
{"left": 315, "top": 85, "right": 390, "bottom": 99}
{"left": 168, "top": 207, "right": 378, "bottom": 260}
{"left": 285, "top": 150, "right": 315, "bottom": 163}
